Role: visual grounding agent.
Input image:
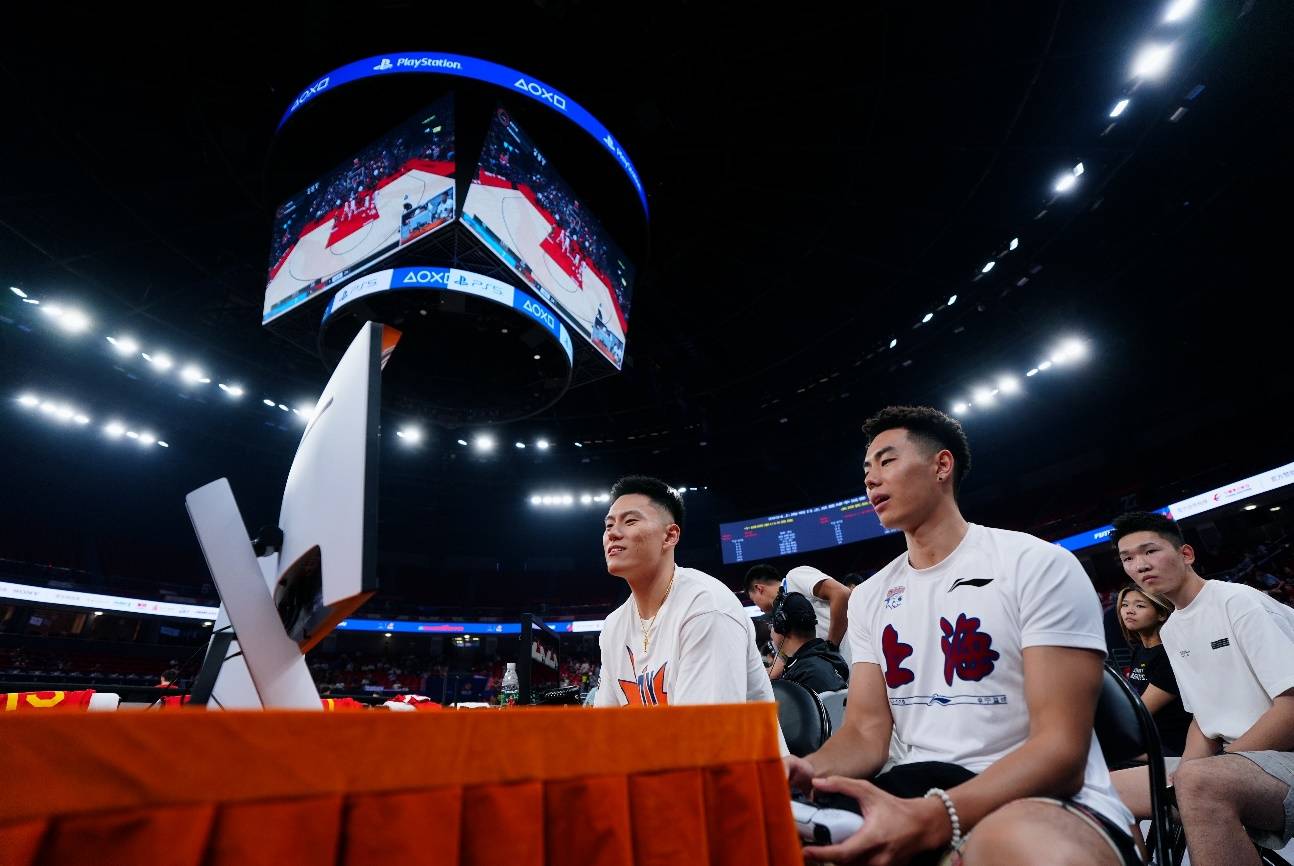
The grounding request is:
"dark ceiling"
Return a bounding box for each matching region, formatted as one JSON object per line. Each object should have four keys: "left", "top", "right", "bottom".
{"left": 2, "top": 1, "right": 1292, "bottom": 611}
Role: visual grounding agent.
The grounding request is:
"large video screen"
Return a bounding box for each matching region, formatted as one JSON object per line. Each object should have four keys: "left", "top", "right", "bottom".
{"left": 263, "top": 96, "right": 456, "bottom": 324}
{"left": 719, "top": 494, "right": 898, "bottom": 564}
{"left": 462, "top": 107, "right": 634, "bottom": 368}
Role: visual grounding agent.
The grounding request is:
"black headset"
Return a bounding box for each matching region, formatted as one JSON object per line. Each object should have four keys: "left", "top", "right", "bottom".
{"left": 772, "top": 589, "right": 817, "bottom": 636}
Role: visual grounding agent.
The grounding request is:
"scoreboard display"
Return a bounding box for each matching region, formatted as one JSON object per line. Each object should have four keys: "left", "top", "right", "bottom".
{"left": 719, "top": 494, "right": 898, "bottom": 564}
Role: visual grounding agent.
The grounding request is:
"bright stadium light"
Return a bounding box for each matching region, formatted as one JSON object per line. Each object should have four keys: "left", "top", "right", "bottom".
{"left": 107, "top": 335, "right": 140, "bottom": 355}
{"left": 456, "top": 439, "right": 468, "bottom": 446}
{"left": 530, "top": 495, "right": 542, "bottom": 506}
{"left": 180, "top": 365, "right": 206, "bottom": 385}
{"left": 1009, "top": 237, "right": 1019, "bottom": 251}
{"left": 972, "top": 387, "right": 996, "bottom": 406}
{"left": 57, "top": 309, "right": 91, "bottom": 334}
{"left": 396, "top": 426, "right": 423, "bottom": 444}
{"left": 138, "top": 432, "right": 156, "bottom": 446}
{"left": 998, "top": 376, "right": 1021, "bottom": 395}
{"left": 148, "top": 353, "right": 174, "bottom": 372}
{"left": 952, "top": 402, "right": 969, "bottom": 415}
{"left": 922, "top": 312, "right": 934, "bottom": 324}
{"left": 981, "top": 261, "right": 995, "bottom": 274}
{"left": 474, "top": 433, "right": 495, "bottom": 453}
{"left": 104, "top": 421, "right": 126, "bottom": 438}
{"left": 1038, "top": 360, "right": 1054, "bottom": 372}
{"left": 74, "top": 414, "right": 90, "bottom": 425}
{"left": 1054, "top": 173, "right": 1078, "bottom": 194}
{"left": 1131, "top": 43, "right": 1175, "bottom": 80}
{"left": 1163, "top": 0, "right": 1197, "bottom": 23}
{"left": 1027, "top": 368, "right": 1040, "bottom": 377}
{"left": 218, "top": 383, "right": 244, "bottom": 398}
{"left": 580, "top": 494, "right": 593, "bottom": 505}
{"left": 9, "top": 287, "right": 27, "bottom": 298}
{"left": 889, "top": 338, "right": 898, "bottom": 349}
{"left": 17, "top": 394, "right": 39, "bottom": 408}
{"left": 536, "top": 439, "right": 550, "bottom": 450}
{"left": 262, "top": 399, "right": 276, "bottom": 407}
{"left": 1110, "top": 98, "right": 1130, "bottom": 118}
{"left": 515, "top": 441, "right": 526, "bottom": 449}
{"left": 947, "top": 294, "right": 958, "bottom": 306}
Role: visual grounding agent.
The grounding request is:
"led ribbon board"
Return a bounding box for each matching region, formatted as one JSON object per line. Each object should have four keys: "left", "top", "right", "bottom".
{"left": 277, "top": 52, "right": 648, "bottom": 217}
{"left": 323, "top": 266, "right": 575, "bottom": 365}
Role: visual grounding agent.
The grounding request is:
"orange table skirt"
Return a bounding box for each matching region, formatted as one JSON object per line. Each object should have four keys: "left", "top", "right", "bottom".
{"left": 0, "top": 703, "right": 800, "bottom": 866}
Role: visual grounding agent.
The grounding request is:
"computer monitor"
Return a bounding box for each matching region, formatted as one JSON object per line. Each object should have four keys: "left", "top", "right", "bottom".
{"left": 518, "top": 613, "right": 560, "bottom": 704}
{"left": 187, "top": 321, "right": 392, "bottom": 707}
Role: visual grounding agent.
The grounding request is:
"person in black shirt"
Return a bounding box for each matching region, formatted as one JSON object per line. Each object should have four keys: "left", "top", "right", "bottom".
{"left": 1116, "top": 584, "right": 1191, "bottom": 756}
{"left": 772, "top": 592, "right": 849, "bottom": 693}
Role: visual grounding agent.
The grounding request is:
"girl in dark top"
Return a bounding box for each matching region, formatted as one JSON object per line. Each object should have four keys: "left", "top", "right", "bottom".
{"left": 1117, "top": 584, "right": 1192, "bottom": 756}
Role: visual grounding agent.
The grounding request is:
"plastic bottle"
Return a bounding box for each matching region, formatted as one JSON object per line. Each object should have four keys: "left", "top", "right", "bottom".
{"left": 499, "top": 662, "right": 519, "bottom": 707}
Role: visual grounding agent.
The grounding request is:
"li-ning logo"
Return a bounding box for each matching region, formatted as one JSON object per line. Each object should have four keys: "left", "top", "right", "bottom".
{"left": 374, "top": 58, "right": 393, "bottom": 71}
{"left": 949, "top": 578, "right": 995, "bottom": 592}
{"left": 1211, "top": 638, "right": 1231, "bottom": 650}
{"left": 522, "top": 299, "right": 557, "bottom": 330}
{"left": 515, "top": 78, "right": 568, "bottom": 111}
{"left": 289, "top": 76, "right": 330, "bottom": 113}
{"left": 400, "top": 269, "right": 449, "bottom": 286}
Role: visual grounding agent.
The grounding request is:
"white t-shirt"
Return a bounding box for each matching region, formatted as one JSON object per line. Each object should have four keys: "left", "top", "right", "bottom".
{"left": 784, "top": 565, "right": 851, "bottom": 666}
{"left": 848, "top": 523, "right": 1131, "bottom": 830}
{"left": 596, "top": 567, "right": 786, "bottom": 752}
{"left": 1160, "top": 579, "right": 1294, "bottom": 744}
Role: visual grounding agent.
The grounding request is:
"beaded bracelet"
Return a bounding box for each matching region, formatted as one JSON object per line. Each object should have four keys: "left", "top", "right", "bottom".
{"left": 924, "top": 787, "right": 963, "bottom": 848}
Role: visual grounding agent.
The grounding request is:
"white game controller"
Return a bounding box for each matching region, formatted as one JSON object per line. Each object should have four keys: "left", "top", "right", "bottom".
{"left": 791, "top": 798, "right": 865, "bottom": 845}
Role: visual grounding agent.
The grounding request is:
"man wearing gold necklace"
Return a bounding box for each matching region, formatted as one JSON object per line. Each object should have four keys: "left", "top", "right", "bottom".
{"left": 594, "top": 476, "right": 783, "bottom": 732}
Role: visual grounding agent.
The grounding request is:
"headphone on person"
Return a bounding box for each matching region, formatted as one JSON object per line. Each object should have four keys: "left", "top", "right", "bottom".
{"left": 773, "top": 591, "right": 817, "bottom": 636}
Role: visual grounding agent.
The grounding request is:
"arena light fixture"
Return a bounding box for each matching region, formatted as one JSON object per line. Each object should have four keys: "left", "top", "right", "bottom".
{"left": 1131, "top": 43, "right": 1175, "bottom": 80}
{"left": 981, "top": 261, "right": 995, "bottom": 274}
{"left": 1163, "top": 0, "right": 1197, "bottom": 22}
{"left": 473, "top": 433, "right": 495, "bottom": 453}
{"left": 1110, "top": 98, "right": 1130, "bottom": 118}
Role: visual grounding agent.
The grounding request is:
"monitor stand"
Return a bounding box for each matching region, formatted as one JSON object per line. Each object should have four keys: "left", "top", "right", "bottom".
{"left": 186, "top": 478, "right": 320, "bottom": 710}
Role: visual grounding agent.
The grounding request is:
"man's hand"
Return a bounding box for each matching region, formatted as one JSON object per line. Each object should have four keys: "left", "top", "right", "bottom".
{"left": 784, "top": 754, "right": 817, "bottom": 795}
{"left": 802, "top": 776, "right": 952, "bottom": 865}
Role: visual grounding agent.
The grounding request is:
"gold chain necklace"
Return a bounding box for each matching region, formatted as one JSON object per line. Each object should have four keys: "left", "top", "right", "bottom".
{"left": 638, "top": 568, "right": 677, "bottom": 654}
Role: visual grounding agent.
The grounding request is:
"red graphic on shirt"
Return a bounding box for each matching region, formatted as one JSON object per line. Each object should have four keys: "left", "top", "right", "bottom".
{"left": 939, "top": 613, "right": 999, "bottom": 686}
{"left": 881, "top": 624, "right": 916, "bottom": 688}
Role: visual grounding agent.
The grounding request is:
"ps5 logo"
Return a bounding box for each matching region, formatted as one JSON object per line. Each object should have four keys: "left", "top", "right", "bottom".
{"left": 522, "top": 299, "right": 557, "bottom": 330}
{"left": 514, "top": 78, "right": 568, "bottom": 111}
{"left": 289, "top": 76, "right": 330, "bottom": 113}
{"left": 400, "top": 269, "right": 450, "bottom": 286}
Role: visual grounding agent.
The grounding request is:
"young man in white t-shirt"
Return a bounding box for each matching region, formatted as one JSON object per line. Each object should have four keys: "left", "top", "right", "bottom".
{"left": 785, "top": 405, "right": 1137, "bottom": 866}
{"left": 747, "top": 564, "right": 854, "bottom": 677}
{"left": 1111, "top": 511, "right": 1294, "bottom": 865}
{"left": 594, "top": 476, "right": 783, "bottom": 738}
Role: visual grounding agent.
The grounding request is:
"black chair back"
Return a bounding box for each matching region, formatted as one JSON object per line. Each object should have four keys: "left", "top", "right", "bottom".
{"left": 772, "top": 678, "right": 831, "bottom": 757}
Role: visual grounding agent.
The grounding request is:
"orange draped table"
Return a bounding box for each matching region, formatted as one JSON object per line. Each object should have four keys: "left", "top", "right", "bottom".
{"left": 0, "top": 703, "right": 800, "bottom": 866}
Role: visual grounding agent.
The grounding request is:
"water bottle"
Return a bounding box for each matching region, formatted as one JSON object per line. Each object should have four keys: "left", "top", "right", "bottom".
{"left": 499, "top": 662, "right": 519, "bottom": 707}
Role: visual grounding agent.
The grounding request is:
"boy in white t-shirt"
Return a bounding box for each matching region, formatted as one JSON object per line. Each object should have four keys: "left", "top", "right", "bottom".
{"left": 594, "top": 477, "right": 783, "bottom": 749}
{"left": 1111, "top": 511, "right": 1294, "bottom": 865}
{"left": 785, "top": 405, "right": 1137, "bottom": 866}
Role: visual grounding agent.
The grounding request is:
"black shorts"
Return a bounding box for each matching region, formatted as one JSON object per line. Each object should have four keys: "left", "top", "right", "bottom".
{"left": 868, "top": 762, "right": 1139, "bottom": 866}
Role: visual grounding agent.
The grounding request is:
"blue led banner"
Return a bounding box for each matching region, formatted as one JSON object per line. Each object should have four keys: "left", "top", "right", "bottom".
{"left": 277, "top": 52, "right": 648, "bottom": 217}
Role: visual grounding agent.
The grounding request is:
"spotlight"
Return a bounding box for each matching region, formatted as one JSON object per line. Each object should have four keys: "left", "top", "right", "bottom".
{"left": 580, "top": 494, "right": 593, "bottom": 505}
{"left": 1244, "top": 505, "right": 1258, "bottom": 512}
{"left": 294, "top": 403, "right": 315, "bottom": 421}
{"left": 473, "top": 434, "right": 495, "bottom": 453}
{"left": 536, "top": 439, "right": 550, "bottom": 450}
{"left": 108, "top": 335, "right": 139, "bottom": 355}
{"left": 561, "top": 495, "right": 574, "bottom": 506}
{"left": 53, "top": 405, "right": 74, "bottom": 421}
{"left": 1054, "top": 173, "right": 1078, "bottom": 194}
{"left": 947, "top": 294, "right": 957, "bottom": 306}
{"left": 93, "top": 611, "right": 102, "bottom": 617}
{"left": 972, "top": 387, "right": 996, "bottom": 406}
{"left": 952, "top": 402, "right": 969, "bottom": 415}
{"left": 997, "top": 376, "right": 1021, "bottom": 395}
{"left": 40, "top": 304, "right": 62, "bottom": 318}
{"left": 384, "top": 632, "right": 392, "bottom": 638}
{"left": 530, "top": 495, "right": 542, "bottom": 506}
{"left": 573, "top": 442, "right": 583, "bottom": 448}
{"left": 542, "top": 496, "right": 554, "bottom": 506}
{"left": 533, "top": 354, "right": 541, "bottom": 361}
{"left": 922, "top": 312, "right": 934, "bottom": 324}
{"left": 277, "top": 404, "right": 289, "bottom": 412}
{"left": 149, "top": 353, "right": 174, "bottom": 372}
{"left": 56, "top": 309, "right": 91, "bottom": 334}
{"left": 1110, "top": 98, "right": 1130, "bottom": 118}
{"left": 456, "top": 439, "right": 468, "bottom": 446}
{"left": 157, "top": 441, "right": 169, "bottom": 448}
{"left": 218, "top": 383, "right": 244, "bottom": 398}
{"left": 1026, "top": 368, "right": 1039, "bottom": 377}
{"left": 262, "top": 399, "right": 276, "bottom": 407}
{"left": 138, "top": 432, "right": 156, "bottom": 446}
{"left": 9, "top": 287, "right": 27, "bottom": 298}
{"left": 126, "top": 431, "right": 139, "bottom": 439}
{"left": 104, "top": 421, "right": 126, "bottom": 438}
{"left": 981, "top": 261, "right": 995, "bottom": 274}
{"left": 397, "top": 426, "right": 423, "bottom": 444}
{"left": 1009, "top": 238, "right": 1019, "bottom": 251}
{"left": 17, "top": 394, "right": 38, "bottom": 408}
{"left": 515, "top": 441, "right": 526, "bottom": 449}
{"left": 1163, "top": 0, "right": 1197, "bottom": 23}
{"left": 596, "top": 493, "right": 611, "bottom": 503}
{"left": 1272, "top": 507, "right": 1282, "bottom": 513}
{"left": 1038, "top": 360, "right": 1054, "bottom": 371}
{"left": 39, "top": 401, "right": 57, "bottom": 415}
{"left": 1131, "top": 43, "right": 1174, "bottom": 80}
{"left": 1072, "top": 162, "right": 1085, "bottom": 177}
{"left": 889, "top": 338, "right": 898, "bottom": 349}
{"left": 180, "top": 365, "right": 206, "bottom": 384}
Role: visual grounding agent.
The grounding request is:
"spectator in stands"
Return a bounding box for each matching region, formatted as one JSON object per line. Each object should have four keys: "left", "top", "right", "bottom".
{"left": 746, "top": 563, "right": 853, "bottom": 678}
{"left": 1114, "top": 585, "right": 1191, "bottom": 756}
{"left": 1110, "top": 511, "right": 1294, "bottom": 866}
{"left": 840, "top": 572, "right": 867, "bottom": 590}
{"left": 156, "top": 668, "right": 178, "bottom": 688}
{"left": 771, "top": 592, "right": 848, "bottom": 693}
{"left": 594, "top": 476, "right": 784, "bottom": 751}
{"left": 786, "top": 405, "right": 1136, "bottom": 866}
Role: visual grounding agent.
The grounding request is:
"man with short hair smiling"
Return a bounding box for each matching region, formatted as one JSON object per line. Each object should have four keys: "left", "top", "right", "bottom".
{"left": 594, "top": 476, "right": 783, "bottom": 733}
{"left": 786, "top": 405, "right": 1136, "bottom": 866}
{"left": 1111, "top": 511, "right": 1294, "bottom": 866}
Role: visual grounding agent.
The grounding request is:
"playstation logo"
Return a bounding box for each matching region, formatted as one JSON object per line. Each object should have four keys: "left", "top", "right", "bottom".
{"left": 374, "top": 58, "right": 394, "bottom": 71}
{"left": 602, "top": 133, "right": 615, "bottom": 150}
